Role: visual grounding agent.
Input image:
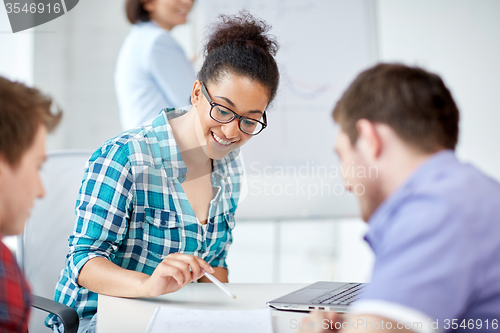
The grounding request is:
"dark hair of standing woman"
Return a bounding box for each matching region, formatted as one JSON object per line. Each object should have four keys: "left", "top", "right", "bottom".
{"left": 125, "top": 0, "right": 151, "bottom": 24}
{"left": 198, "top": 11, "right": 280, "bottom": 104}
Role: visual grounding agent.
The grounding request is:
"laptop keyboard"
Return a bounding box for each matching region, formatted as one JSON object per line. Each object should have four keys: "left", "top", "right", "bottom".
{"left": 311, "top": 283, "right": 366, "bottom": 305}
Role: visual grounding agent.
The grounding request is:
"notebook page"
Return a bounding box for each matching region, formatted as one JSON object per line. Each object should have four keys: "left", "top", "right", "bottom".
{"left": 146, "top": 307, "right": 273, "bottom": 333}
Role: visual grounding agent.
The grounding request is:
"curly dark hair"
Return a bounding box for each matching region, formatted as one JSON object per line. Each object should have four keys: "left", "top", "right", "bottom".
{"left": 198, "top": 11, "right": 280, "bottom": 104}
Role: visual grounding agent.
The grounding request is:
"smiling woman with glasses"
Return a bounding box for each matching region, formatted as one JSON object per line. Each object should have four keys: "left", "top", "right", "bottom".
{"left": 200, "top": 81, "right": 267, "bottom": 135}
{"left": 50, "top": 11, "right": 280, "bottom": 333}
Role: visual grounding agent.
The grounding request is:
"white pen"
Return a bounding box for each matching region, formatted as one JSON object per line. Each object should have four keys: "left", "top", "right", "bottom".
{"left": 203, "top": 271, "right": 237, "bottom": 299}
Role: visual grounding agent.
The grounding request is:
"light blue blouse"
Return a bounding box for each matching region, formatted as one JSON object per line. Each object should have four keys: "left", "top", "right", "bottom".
{"left": 115, "top": 21, "right": 196, "bottom": 130}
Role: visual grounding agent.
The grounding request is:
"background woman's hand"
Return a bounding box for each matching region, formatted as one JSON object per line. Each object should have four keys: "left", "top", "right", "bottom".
{"left": 140, "top": 253, "right": 214, "bottom": 297}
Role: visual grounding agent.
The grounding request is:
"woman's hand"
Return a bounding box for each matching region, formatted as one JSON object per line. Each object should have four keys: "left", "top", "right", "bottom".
{"left": 139, "top": 252, "right": 215, "bottom": 297}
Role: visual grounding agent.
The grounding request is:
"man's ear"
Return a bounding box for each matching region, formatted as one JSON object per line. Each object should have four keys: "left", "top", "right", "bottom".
{"left": 355, "top": 119, "right": 382, "bottom": 163}
{"left": 191, "top": 80, "right": 202, "bottom": 107}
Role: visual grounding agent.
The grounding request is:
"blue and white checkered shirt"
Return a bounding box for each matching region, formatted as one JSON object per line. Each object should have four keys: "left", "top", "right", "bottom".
{"left": 48, "top": 109, "right": 244, "bottom": 328}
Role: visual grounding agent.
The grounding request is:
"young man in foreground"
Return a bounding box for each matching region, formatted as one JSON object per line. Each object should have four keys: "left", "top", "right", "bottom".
{"left": 300, "top": 64, "right": 500, "bottom": 332}
{"left": 0, "top": 76, "right": 61, "bottom": 332}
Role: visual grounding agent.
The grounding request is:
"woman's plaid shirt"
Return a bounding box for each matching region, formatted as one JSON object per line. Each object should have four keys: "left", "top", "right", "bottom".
{"left": 49, "top": 109, "right": 244, "bottom": 328}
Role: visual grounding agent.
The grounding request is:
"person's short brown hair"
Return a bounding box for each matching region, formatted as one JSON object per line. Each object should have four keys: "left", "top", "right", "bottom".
{"left": 125, "top": 0, "right": 151, "bottom": 24}
{"left": 333, "top": 63, "right": 459, "bottom": 153}
{"left": 0, "top": 76, "right": 62, "bottom": 167}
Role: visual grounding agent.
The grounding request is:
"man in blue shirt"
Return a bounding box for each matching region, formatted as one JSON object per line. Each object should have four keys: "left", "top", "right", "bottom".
{"left": 300, "top": 63, "right": 500, "bottom": 332}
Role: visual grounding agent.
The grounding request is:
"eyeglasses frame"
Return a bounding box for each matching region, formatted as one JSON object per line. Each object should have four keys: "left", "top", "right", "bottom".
{"left": 200, "top": 81, "right": 267, "bottom": 136}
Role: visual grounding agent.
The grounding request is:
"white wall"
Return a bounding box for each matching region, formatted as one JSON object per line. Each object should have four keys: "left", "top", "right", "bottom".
{"left": 230, "top": 0, "right": 500, "bottom": 284}
{"left": 28, "top": 0, "right": 202, "bottom": 152}
{"left": 309, "top": 0, "right": 500, "bottom": 286}
{"left": 313, "top": 0, "right": 500, "bottom": 286}
{"left": 0, "top": 6, "right": 33, "bottom": 84}
{"left": 376, "top": 0, "right": 500, "bottom": 181}
{"left": 31, "top": 0, "right": 130, "bottom": 151}
{"left": 226, "top": 219, "right": 374, "bottom": 284}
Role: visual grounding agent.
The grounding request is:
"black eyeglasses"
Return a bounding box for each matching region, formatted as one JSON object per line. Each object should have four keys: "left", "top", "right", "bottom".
{"left": 200, "top": 82, "right": 267, "bottom": 135}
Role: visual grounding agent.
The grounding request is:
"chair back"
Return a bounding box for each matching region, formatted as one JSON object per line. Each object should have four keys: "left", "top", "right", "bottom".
{"left": 17, "top": 150, "right": 92, "bottom": 332}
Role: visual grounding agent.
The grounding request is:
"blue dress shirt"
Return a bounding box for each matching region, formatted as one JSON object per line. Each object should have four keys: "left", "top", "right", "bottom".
{"left": 115, "top": 21, "right": 196, "bottom": 130}
{"left": 354, "top": 150, "right": 500, "bottom": 332}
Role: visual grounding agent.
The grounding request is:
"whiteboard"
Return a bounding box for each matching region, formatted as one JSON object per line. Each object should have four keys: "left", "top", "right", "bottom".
{"left": 198, "top": 0, "right": 378, "bottom": 220}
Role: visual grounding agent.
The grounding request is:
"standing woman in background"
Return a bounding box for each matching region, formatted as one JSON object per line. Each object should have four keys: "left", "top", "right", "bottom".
{"left": 115, "top": 0, "right": 196, "bottom": 130}
{"left": 49, "top": 11, "right": 280, "bottom": 333}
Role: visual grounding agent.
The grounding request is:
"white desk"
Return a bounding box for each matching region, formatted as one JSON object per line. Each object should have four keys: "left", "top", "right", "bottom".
{"left": 97, "top": 283, "right": 308, "bottom": 332}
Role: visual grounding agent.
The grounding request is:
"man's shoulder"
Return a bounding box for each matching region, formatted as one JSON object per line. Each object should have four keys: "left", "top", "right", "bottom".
{"left": 410, "top": 156, "right": 500, "bottom": 212}
{"left": 0, "top": 241, "right": 30, "bottom": 331}
{"left": 369, "top": 153, "right": 500, "bottom": 245}
{"left": 0, "top": 240, "right": 27, "bottom": 294}
{"left": 0, "top": 240, "right": 16, "bottom": 272}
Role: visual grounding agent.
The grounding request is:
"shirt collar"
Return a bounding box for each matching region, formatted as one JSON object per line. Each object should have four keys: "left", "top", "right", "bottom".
{"left": 212, "top": 148, "right": 244, "bottom": 180}
{"left": 150, "top": 109, "right": 188, "bottom": 179}
{"left": 364, "top": 149, "right": 457, "bottom": 249}
{"left": 139, "top": 20, "right": 164, "bottom": 30}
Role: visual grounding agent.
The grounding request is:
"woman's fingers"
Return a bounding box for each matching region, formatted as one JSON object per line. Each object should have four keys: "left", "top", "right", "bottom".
{"left": 165, "top": 253, "right": 214, "bottom": 281}
{"left": 156, "top": 263, "right": 187, "bottom": 286}
{"left": 147, "top": 253, "right": 216, "bottom": 296}
{"left": 174, "top": 254, "right": 204, "bottom": 280}
{"left": 160, "top": 257, "right": 192, "bottom": 285}
{"left": 191, "top": 256, "right": 215, "bottom": 279}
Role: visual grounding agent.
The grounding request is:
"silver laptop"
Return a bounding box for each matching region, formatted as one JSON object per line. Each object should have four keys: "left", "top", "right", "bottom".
{"left": 267, "top": 281, "right": 367, "bottom": 312}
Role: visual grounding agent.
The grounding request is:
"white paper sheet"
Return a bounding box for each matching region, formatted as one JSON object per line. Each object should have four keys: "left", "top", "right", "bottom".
{"left": 146, "top": 307, "right": 273, "bottom": 333}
